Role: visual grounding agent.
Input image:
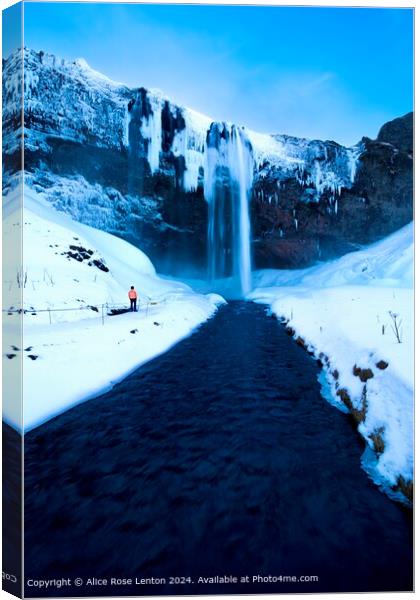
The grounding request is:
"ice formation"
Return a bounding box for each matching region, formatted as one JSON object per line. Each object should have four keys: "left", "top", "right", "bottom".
{"left": 4, "top": 49, "right": 364, "bottom": 295}
{"left": 205, "top": 123, "right": 253, "bottom": 296}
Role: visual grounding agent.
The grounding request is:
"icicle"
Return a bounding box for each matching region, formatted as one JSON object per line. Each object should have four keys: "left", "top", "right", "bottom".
{"left": 142, "top": 96, "right": 162, "bottom": 174}
{"left": 172, "top": 113, "right": 207, "bottom": 192}
{"left": 314, "top": 160, "right": 322, "bottom": 195}
{"left": 128, "top": 90, "right": 162, "bottom": 174}
{"left": 347, "top": 147, "right": 359, "bottom": 184}
{"left": 123, "top": 107, "right": 130, "bottom": 148}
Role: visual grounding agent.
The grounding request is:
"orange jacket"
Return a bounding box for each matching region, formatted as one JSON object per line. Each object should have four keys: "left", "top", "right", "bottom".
{"left": 128, "top": 289, "right": 138, "bottom": 300}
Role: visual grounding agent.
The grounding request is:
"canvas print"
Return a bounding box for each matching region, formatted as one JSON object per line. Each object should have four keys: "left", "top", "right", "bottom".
{"left": 2, "top": 1, "right": 414, "bottom": 597}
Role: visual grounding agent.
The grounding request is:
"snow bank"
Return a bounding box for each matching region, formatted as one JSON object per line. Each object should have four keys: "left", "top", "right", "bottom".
{"left": 249, "top": 224, "right": 414, "bottom": 500}
{"left": 3, "top": 186, "right": 222, "bottom": 432}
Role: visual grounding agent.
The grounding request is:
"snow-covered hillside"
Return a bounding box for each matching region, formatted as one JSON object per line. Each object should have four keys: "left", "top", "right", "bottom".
{"left": 249, "top": 225, "right": 414, "bottom": 502}
{"left": 2, "top": 185, "right": 224, "bottom": 432}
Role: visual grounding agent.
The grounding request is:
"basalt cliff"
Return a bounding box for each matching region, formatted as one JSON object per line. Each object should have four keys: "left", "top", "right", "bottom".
{"left": 3, "top": 49, "right": 413, "bottom": 277}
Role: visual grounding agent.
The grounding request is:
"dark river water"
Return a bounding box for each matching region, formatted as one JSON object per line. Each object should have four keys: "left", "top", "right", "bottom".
{"left": 23, "top": 302, "right": 413, "bottom": 595}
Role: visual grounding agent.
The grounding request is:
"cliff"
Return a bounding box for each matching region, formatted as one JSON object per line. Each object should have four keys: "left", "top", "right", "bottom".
{"left": 2, "top": 49, "right": 413, "bottom": 275}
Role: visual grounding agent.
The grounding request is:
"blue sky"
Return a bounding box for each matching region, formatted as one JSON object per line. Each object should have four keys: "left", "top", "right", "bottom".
{"left": 19, "top": 3, "right": 414, "bottom": 145}
{"left": 2, "top": 2, "right": 22, "bottom": 57}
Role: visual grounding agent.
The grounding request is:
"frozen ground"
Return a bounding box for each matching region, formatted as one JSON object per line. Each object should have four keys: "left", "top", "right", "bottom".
{"left": 3, "top": 186, "right": 224, "bottom": 431}
{"left": 249, "top": 224, "right": 414, "bottom": 496}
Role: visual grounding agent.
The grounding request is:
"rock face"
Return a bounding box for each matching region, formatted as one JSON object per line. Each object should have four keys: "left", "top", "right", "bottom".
{"left": 377, "top": 112, "right": 413, "bottom": 153}
{"left": 3, "top": 49, "right": 413, "bottom": 275}
{"left": 252, "top": 125, "right": 413, "bottom": 267}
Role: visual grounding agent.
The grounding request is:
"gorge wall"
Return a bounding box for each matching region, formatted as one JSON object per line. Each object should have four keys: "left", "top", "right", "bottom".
{"left": 3, "top": 49, "right": 413, "bottom": 277}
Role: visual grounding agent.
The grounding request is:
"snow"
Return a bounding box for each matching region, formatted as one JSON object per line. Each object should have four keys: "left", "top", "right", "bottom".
{"left": 2, "top": 185, "right": 223, "bottom": 432}
{"left": 18, "top": 170, "right": 164, "bottom": 238}
{"left": 4, "top": 48, "right": 362, "bottom": 208}
{"left": 249, "top": 224, "right": 414, "bottom": 496}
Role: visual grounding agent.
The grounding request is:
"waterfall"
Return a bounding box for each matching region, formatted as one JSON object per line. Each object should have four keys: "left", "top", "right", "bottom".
{"left": 232, "top": 127, "right": 252, "bottom": 295}
{"left": 204, "top": 123, "right": 253, "bottom": 297}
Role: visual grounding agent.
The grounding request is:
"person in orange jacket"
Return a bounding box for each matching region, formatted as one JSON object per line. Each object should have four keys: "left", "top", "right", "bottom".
{"left": 128, "top": 286, "right": 138, "bottom": 312}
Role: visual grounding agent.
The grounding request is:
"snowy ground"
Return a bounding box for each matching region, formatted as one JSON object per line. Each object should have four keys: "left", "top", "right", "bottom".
{"left": 3, "top": 186, "right": 224, "bottom": 432}
{"left": 2, "top": 178, "right": 413, "bottom": 500}
{"left": 249, "top": 224, "right": 414, "bottom": 500}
